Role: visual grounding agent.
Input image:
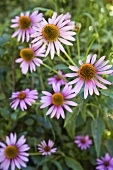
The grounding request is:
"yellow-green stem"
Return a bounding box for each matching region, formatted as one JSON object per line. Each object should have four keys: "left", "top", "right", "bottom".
{"left": 76, "top": 32, "right": 80, "bottom": 60}
{"left": 65, "top": 53, "right": 76, "bottom": 66}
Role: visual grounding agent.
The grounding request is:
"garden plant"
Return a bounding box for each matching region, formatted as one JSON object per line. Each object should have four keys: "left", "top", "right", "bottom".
{"left": 0, "top": 0, "right": 113, "bottom": 169}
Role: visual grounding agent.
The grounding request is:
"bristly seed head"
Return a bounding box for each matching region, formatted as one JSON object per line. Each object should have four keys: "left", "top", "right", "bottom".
{"left": 104, "top": 161, "right": 110, "bottom": 167}
{"left": 18, "top": 92, "right": 26, "bottom": 100}
{"left": 18, "top": 16, "right": 31, "bottom": 29}
{"left": 80, "top": 138, "right": 86, "bottom": 144}
{"left": 78, "top": 63, "right": 96, "bottom": 80}
{"left": 42, "top": 24, "right": 59, "bottom": 42}
{"left": 20, "top": 48, "right": 34, "bottom": 62}
{"left": 52, "top": 93, "right": 64, "bottom": 106}
{"left": 44, "top": 146, "right": 51, "bottom": 152}
{"left": 4, "top": 145, "right": 18, "bottom": 159}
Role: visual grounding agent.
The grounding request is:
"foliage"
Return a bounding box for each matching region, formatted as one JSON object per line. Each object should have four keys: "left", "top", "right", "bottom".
{"left": 0, "top": 0, "right": 113, "bottom": 169}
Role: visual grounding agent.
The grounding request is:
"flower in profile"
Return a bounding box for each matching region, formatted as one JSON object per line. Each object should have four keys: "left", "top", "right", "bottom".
{"left": 96, "top": 153, "right": 113, "bottom": 170}
{"left": 40, "top": 83, "right": 77, "bottom": 119}
{"left": 74, "top": 135, "right": 92, "bottom": 150}
{"left": 38, "top": 140, "right": 57, "bottom": 155}
{"left": 48, "top": 70, "right": 67, "bottom": 86}
{"left": 10, "top": 89, "right": 38, "bottom": 111}
{"left": 15, "top": 44, "right": 46, "bottom": 74}
{"left": 66, "top": 54, "right": 113, "bottom": 99}
{"left": 11, "top": 10, "right": 43, "bottom": 42}
{"left": 31, "top": 12, "right": 76, "bottom": 59}
{"left": 0, "top": 133, "right": 30, "bottom": 170}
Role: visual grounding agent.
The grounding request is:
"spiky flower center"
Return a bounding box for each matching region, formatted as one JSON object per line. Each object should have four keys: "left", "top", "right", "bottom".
{"left": 20, "top": 48, "right": 34, "bottom": 62}
{"left": 52, "top": 93, "right": 64, "bottom": 106}
{"left": 18, "top": 16, "right": 31, "bottom": 29}
{"left": 56, "top": 75, "right": 61, "bottom": 80}
{"left": 80, "top": 138, "right": 86, "bottom": 144}
{"left": 104, "top": 161, "right": 110, "bottom": 167}
{"left": 18, "top": 92, "right": 26, "bottom": 100}
{"left": 42, "top": 24, "right": 59, "bottom": 42}
{"left": 4, "top": 145, "right": 18, "bottom": 159}
{"left": 44, "top": 146, "right": 51, "bottom": 152}
{"left": 78, "top": 63, "right": 96, "bottom": 80}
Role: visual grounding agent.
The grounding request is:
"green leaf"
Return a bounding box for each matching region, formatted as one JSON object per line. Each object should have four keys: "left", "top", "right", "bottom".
{"left": 25, "top": 118, "right": 34, "bottom": 126}
{"left": 91, "top": 118, "right": 105, "bottom": 157}
{"left": 53, "top": 64, "right": 68, "bottom": 70}
{"left": 65, "top": 157, "right": 84, "bottom": 170}
{"left": 52, "top": 161, "right": 63, "bottom": 170}
{"left": 105, "top": 139, "right": 113, "bottom": 157}
{"left": 100, "top": 87, "right": 113, "bottom": 99}
{"left": 18, "top": 111, "right": 27, "bottom": 119}
{"left": 64, "top": 112, "right": 76, "bottom": 139}
{"left": 42, "top": 163, "right": 49, "bottom": 170}
{"left": 0, "top": 93, "right": 5, "bottom": 100}
{"left": 34, "top": 7, "right": 50, "bottom": 11}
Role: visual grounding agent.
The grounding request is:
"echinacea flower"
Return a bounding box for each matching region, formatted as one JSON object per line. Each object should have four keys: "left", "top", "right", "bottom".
{"left": 48, "top": 70, "right": 67, "bottom": 85}
{"left": 40, "top": 83, "right": 77, "bottom": 119}
{"left": 66, "top": 54, "right": 113, "bottom": 99}
{"left": 38, "top": 140, "right": 57, "bottom": 155}
{"left": 10, "top": 89, "right": 38, "bottom": 111}
{"left": 0, "top": 133, "right": 30, "bottom": 170}
{"left": 74, "top": 135, "right": 92, "bottom": 150}
{"left": 11, "top": 10, "right": 43, "bottom": 42}
{"left": 31, "top": 12, "right": 76, "bottom": 59}
{"left": 96, "top": 153, "right": 113, "bottom": 170}
{"left": 15, "top": 44, "right": 46, "bottom": 74}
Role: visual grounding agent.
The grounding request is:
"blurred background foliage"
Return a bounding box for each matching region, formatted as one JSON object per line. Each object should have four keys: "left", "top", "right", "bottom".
{"left": 0, "top": 0, "right": 113, "bottom": 169}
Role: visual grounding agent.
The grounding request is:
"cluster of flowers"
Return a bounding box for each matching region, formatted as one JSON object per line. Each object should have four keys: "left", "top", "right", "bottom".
{"left": 0, "top": 133, "right": 113, "bottom": 170}
{"left": 0, "top": 9, "right": 112, "bottom": 170}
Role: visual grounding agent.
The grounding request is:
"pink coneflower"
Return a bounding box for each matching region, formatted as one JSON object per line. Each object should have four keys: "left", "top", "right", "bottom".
{"left": 74, "top": 135, "right": 92, "bottom": 150}
{"left": 15, "top": 44, "right": 45, "bottom": 74}
{"left": 96, "top": 153, "right": 113, "bottom": 170}
{"left": 31, "top": 12, "right": 76, "bottom": 59}
{"left": 10, "top": 89, "right": 38, "bottom": 111}
{"left": 0, "top": 133, "right": 30, "bottom": 170}
{"left": 48, "top": 70, "right": 67, "bottom": 85}
{"left": 66, "top": 54, "right": 113, "bottom": 99}
{"left": 40, "top": 83, "right": 77, "bottom": 119}
{"left": 11, "top": 10, "right": 43, "bottom": 42}
{"left": 38, "top": 140, "right": 57, "bottom": 155}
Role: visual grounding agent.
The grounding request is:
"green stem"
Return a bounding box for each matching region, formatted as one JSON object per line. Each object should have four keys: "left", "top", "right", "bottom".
{"left": 58, "top": 55, "right": 70, "bottom": 66}
{"left": 76, "top": 32, "right": 80, "bottom": 60}
{"left": 65, "top": 53, "right": 76, "bottom": 66}
{"left": 29, "top": 152, "right": 42, "bottom": 156}
{"left": 85, "top": 36, "right": 96, "bottom": 58}
{"left": 42, "top": 63, "right": 58, "bottom": 74}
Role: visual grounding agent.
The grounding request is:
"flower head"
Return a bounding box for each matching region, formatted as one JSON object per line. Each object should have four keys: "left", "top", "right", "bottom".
{"left": 16, "top": 44, "right": 45, "bottom": 74}
{"left": 96, "top": 153, "right": 113, "bottom": 170}
{"left": 74, "top": 135, "right": 92, "bottom": 150}
{"left": 0, "top": 133, "right": 30, "bottom": 170}
{"left": 10, "top": 89, "right": 38, "bottom": 111}
{"left": 66, "top": 54, "right": 113, "bottom": 99}
{"left": 31, "top": 12, "right": 76, "bottom": 59}
{"left": 48, "top": 70, "right": 67, "bottom": 85}
{"left": 40, "top": 83, "right": 77, "bottom": 119}
{"left": 38, "top": 140, "right": 57, "bottom": 155}
{"left": 11, "top": 10, "right": 43, "bottom": 42}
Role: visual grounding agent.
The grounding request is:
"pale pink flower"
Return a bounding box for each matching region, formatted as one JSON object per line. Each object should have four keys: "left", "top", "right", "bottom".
{"left": 66, "top": 54, "right": 113, "bottom": 99}
{"left": 0, "top": 133, "right": 30, "bottom": 170}
{"left": 15, "top": 44, "right": 46, "bottom": 74}
{"left": 10, "top": 89, "right": 38, "bottom": 111}
{"left": 48, "top": 70, "right": 67, "bottom": 85}
{"left": 96, "top": 153, "right": 113, "bottom": 170}
{"left": 74, "top": 135, "right": 92, "bottom": 150}
{"left": 38, "top": 140, "right": 57, "bottom": 155}
{"left": 40, "top": 83, "right": 77, "bottom": 119}
{"left": 11, "top": 10, "right": 43, "bottom": 42}
{"left": 64, "top": 12, "right": 75, "bottom": 28}
{"left": 31, "top": 12, "right": 76, "bottom": 59}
